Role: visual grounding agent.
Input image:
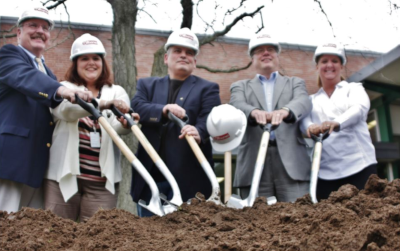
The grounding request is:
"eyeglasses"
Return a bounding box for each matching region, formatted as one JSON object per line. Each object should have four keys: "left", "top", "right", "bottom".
{"left": 253, "top": 47, "right": 276, "bottom": 55}
{"left": 23, "top": 22, "right": 50, "bottom": 32}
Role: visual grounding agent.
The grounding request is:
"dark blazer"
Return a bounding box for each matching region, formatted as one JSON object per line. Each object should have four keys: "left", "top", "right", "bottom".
{"left": 0, "top": 44, "right": 61, "bottom": 188}
{"left": 131, "top": 75, "right": 221, "bottom": 202}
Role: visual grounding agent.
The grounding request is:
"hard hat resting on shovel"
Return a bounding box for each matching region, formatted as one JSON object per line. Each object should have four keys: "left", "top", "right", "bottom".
{"left": 206, "top": 104, "right": 247, "bottom": 203}
{"left": 207, "top": 104, "right": 247, "bottom": 153}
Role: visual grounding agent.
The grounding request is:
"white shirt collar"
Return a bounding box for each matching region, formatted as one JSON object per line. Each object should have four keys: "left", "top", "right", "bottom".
{"left": 18, "top": 45, "right": 45, "bottom": 61}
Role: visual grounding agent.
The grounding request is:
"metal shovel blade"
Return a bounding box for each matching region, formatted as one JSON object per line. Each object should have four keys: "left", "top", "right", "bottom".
{"left": 227, "top": 127, "right": 271, "bottom": 209}
{"left": 309, "top": 131, "right": 329, "bottom": 204}
{"left": 131, "top": 160, "right": 165, "bottom": 217}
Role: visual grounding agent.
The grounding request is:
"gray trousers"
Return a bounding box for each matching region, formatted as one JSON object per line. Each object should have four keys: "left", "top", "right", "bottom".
{"left": 239, "top": 145, "right": 309, "bottom": 202}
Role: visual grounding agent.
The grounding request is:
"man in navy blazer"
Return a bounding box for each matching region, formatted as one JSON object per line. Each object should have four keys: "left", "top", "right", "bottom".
{"left": 0, "top": 7, "right": 92, "bottom": 212}
{"left": 131, "top": 28, "right": 221, "bottom": 216}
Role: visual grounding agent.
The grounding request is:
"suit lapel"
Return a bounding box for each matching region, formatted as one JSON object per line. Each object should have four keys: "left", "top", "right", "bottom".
{"left": 175, "top": 75, "right": 195, "bottom": 107}
{"left": 156, "top": 75, "right": 169, "bottom": 104}
{"left": 249, "top": 76, "right": 267, "bottom": 111}
{"left": 44, "top": 64, "right": 57, "bottom": 80}
{"left": 272, "top": 74, "right": 286, "bottom": 109}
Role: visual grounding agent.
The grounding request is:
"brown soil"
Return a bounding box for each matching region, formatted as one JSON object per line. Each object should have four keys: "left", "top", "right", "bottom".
{"left": 1, "top": 174, "right": 400, "bottom": 251}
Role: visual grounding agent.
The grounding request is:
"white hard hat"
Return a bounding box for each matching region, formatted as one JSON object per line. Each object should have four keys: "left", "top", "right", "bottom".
{"left": 207, "top": 104, "right": 247, "bottom": 152}
{"left": 18, "top": 6, "right": 54, "bottom": 29}
{"left": 248, "top": 33, "right": 281, "bottom": 56}
{"left": 70, "top": 33, "right": 106, "bottom": 60}
{"left": 313, "top": 42, "right": 347, "bottom": 65}
{"left": 164, "top": 28, "right": 199, "bottom": 55}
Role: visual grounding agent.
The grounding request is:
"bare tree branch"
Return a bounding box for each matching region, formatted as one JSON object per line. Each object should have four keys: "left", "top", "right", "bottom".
{"left": 222, "top": 0, "right": 246, "bottom": 25}
{"left": 197, "top": 61, "right": 252, "bottom": 73}
{"left": 199, "top": 6, "right": 264, "bottom": 46}
{"left": 138, "top": 8, "right": 158, "bottom": 23}
{"left": 45, "top": 2, "right": 75, "bottom": 51}
{"left": 43, "top": 0, "right": 68, "bottom": 10}
{"left": 255, "top": 11, "right": 265, "bottom": 34}
{"left": 313, "top": 0, "right": 335, "bottom": 37}
{"left": 196, "top": 0, "right": 218, "bottom": 33}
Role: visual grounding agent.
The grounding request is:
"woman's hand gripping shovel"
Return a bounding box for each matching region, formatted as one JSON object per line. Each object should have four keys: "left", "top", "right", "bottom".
{"left": 227, "top": 124, "right": 278, "bottom": 209}
{"left": 111, "top": 106, "right": 183, "bottom": 214}
{"left": 309, "top": 131, "right": 329, "bottom": 204}
{"left": 75, "top": 95, "right": 165, "bottom": 216}
{"left": 168, "top": 112, "right": 222, "bottom": 205}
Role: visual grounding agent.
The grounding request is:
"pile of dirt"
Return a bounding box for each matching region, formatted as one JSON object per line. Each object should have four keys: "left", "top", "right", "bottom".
{"left": 1, "top": 174, "right": 399, "bottom": 251}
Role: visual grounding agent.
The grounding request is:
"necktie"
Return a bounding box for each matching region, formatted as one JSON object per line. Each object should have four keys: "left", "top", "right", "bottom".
{"left": 35, "top": 58, "right": 46, "bottom": 74}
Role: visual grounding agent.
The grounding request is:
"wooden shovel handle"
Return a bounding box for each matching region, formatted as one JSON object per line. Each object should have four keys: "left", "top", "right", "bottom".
{"left": 98, "top": 117, "right": 136, "bottom": 163}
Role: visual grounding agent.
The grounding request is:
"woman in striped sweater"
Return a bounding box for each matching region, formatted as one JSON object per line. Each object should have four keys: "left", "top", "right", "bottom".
{"left": 44, "top": 34, "right": 139, "bottom": 221}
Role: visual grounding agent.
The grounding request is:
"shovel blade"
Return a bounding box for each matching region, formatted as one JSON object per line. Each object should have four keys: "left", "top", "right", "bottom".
{"left": 138, "top": 199, "right": 165, "bottom": 217}
{"left": 226, "top": 194, "right": 249, "bottom": 209}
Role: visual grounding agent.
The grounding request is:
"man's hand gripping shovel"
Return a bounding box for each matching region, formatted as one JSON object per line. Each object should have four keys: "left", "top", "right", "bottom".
{"left": 111, "top": 106, "right": 183, "bottom": 213}
{"left": 309, "top": 131, "right": 329, "bottom": 204}
{"left": 75, "top": 95, "right": 166, "bottom": 216}
{"left": 227, "top": 124, "right": 278, "bottom": 209}
{"left": 168, "top": 112, "right": 222, "bottom": 205}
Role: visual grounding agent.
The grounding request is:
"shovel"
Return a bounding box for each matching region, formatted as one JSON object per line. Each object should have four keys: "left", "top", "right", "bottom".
{"left": 111, "top": 106, "right": 183, "bottom": 213}
{"left": 227, "top": 124, "right": 278, "bottom": 209}
{"left": 168, "top": 112, "right": 222, "bottom": 205}
{"left": 224, "top": 151, "right": 232, "bottom": 203}
{"left": 309, "top": 130, "right": 329, "bottom": 204}
{"left": 75, "top": 95, "right": 165, "bottom": 216}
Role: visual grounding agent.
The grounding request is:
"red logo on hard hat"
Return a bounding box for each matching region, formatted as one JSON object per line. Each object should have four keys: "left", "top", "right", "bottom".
{"left": 34, "top": 8, "right": 49, "bottom": 14}
{"left": 323, "top": 43, "right": 337, "bottom": 48}
{"left": 179, "top": 34, "right": 194, "bottom": 41}
{"left": 83, "top": 40, "right": 98, "bottom": 45}
{"left": 213, "top": 133, "right": 230, "bottom": 141}
{"left": 257, "top": 34, "right": 271, "bottom": 39}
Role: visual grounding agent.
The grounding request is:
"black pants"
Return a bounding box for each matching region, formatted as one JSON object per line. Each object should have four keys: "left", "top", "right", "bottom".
{"left": 317, "top": 164, "right": 377, "bottom": 200}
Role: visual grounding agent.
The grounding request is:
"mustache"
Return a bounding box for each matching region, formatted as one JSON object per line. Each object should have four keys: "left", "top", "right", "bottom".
{"left": 31, "top": 34, "right": 46, "bottom": 41}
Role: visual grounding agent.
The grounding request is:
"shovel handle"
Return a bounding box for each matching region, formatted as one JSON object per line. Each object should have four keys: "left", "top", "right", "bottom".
{"left": 311, "top": 130, "right": 330, "bottom": 142}
{"left": 75, "top": 94, "right": 102, "bottom": 120}
{"left": 111, "top": 106, "right": 136, "bottom": 128}
{"left": 224, "top": 151, "right": 232, "bottom": 203}
{"left": 167, "top": 112, "right": 189, "bottom": 128}
{"left": 262, "top": 124, "right": 279, "bottom": 132}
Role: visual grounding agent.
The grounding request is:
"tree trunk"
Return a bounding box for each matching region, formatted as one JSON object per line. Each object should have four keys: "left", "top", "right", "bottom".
{"left": 150, "top": 47, "right": 168, "bottom": 77}
{"left": 107, "top": 0, "right": 138, "bottom": 214}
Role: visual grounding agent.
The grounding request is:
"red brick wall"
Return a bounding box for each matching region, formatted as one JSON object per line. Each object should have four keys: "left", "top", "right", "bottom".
{"left": 1, "top": 22, "right": 378, "bottom": 104}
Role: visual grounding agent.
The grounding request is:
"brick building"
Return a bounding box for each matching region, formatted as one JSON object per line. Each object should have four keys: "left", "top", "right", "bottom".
{"left": 0, "top": 16, "right": 380, "bottom": 104}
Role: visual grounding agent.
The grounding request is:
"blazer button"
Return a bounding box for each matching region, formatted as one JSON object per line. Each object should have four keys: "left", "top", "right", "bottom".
{"left": 47, "top": 143, "right": 51, "bottom": 147}
{"left": 49, "top": 122, "right": 54, "bottom": 126}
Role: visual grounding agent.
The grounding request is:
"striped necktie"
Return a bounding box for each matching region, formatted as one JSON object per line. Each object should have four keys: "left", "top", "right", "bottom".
{"left": 35, "top": 57, "right": 47, "bottom": 74}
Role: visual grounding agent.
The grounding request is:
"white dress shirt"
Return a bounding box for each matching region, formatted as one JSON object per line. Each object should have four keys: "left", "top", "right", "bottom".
{"left": 258, "top": 72, "right": 277, "bottom": 140}
{"left": 301, "top": 81, "right": 377, "bottom": 180}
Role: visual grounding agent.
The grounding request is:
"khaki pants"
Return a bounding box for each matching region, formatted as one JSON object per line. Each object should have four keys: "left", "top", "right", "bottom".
{"left": 44, "top": 179, "right": 119, "bottom": 221}
{"left": 0, "top": 178, "right": 43, "bottom": 213}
